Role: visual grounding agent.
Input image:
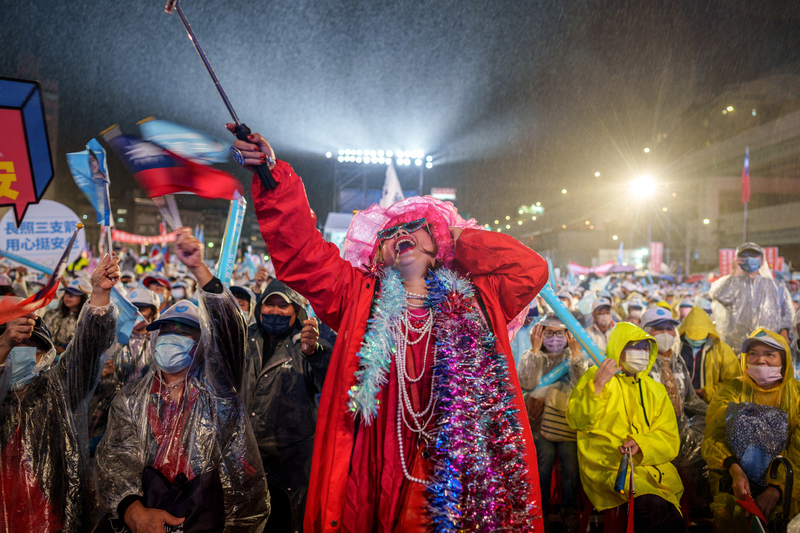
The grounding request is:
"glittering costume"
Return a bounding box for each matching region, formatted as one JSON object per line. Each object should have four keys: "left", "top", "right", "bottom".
{"left": 250, "top": 161, "right": 548, "bottom": 532}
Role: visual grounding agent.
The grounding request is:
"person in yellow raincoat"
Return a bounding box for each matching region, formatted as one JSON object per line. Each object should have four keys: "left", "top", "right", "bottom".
{"left": 568, "top": 322, "right": 687, "bottom": 533}
{"left": 677, "top": 307, "right": 740, "bottom": 402}
{"left": 702, "top": 328, "right": 800, "bottom": 532}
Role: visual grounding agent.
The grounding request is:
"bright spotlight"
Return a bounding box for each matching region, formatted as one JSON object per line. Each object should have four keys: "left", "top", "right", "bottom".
{"left": 403, "top": 158, "right": 411, "bottom": 165}
{"left": 612, "top": 235, "right": 618, "bottom": 240}
{"left": 426, "top": 162, "right": 433, "bottom": 169}
{"left": 386, "top": 150, "right": 393, "bottom": 157}
{"left": 494, "top": 220, "right": 499, "bottom": 224}
{"left": 630, "top": 176, "right": 655, "bottom": 197}
{"left": 517, "top": 220, "right": 523, "bottom": 225}
{"left": 594, "top": 172, "right": 600, "bottom": 177}
{"left": 378, "top": 157, "right": 385, "bottom": 164}
{"left": 356, "top": 150, "right": 362, "bottom": 156}
{"left": 338, "top": 149, "right": 344, "bottom": 155}
{"left": 337, "top": 156, "right": 344, "bottom": 162}
{"left": 356, "top": 157, "right": 362, "bottom": 163}
{"left": 377, "top": 150, "right": 384, "bottom": 157}
{"left": 662, "top": 207, "right": 668, "bottom": 212}
{"left": 426, "top": 156, "right": 433, "bottom": 162}
{"left": 643, "top": 147, "right": 650, "bottom": 153}
{"left": 561, "top": 189, "right": 567, "bottom": 194}
{"left": 703, "top": 219, "right": 710, "bottom": 225}
{"left": 531, "top": 216, "right": 536, "bottom": 220}
{"left": 727, "top": 106, "right": 734, "bottom": 112}
{"left": 505, "top": 215, "right": 510, "bottom": 220}
{"left": 505, "top": 224, "right": 511, "bottom": 229}
{"left": 415, "top": 159, "right": 422, "bottom": 166}
{"left": 325, "top": 151, "right": 332, "bottom": 158}
{"left": 370, "top": 150, "right": 376, "bottom": 157}
{"left": 364, "top": 157, "right": 371, "bottom": 164}
{"left": 345, "top": 149, "right": 352, "bottom": 155}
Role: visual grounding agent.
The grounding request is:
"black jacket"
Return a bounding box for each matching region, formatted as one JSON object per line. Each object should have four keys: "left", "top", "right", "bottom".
{"left": 242, "top": 309, "right": 332, "bottom": 530}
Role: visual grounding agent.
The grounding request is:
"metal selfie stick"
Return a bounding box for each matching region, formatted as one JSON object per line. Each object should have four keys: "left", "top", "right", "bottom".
{"left": 164, "top": 0, "right": 277, "bottom": 190}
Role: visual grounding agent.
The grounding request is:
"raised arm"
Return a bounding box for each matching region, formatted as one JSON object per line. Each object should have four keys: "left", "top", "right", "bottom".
{"left": 451, "top": 228, "right": 548, "bottom": 324}
{"left": 173, "top": 229, "right": 247, "bottom": 394}
{"left": 230, "top": 129, "right": 362, "bottom": 332}
{"left": 56, "top": 254, "right": 119, "bottom": 411}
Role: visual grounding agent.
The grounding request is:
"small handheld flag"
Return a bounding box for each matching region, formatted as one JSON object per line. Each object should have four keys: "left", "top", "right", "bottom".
{"left": 0, "top": 224, "right": 83, "bottom": 324}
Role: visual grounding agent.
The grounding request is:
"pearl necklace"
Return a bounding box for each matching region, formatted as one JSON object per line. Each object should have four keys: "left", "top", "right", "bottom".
{"left": 392, "top": 306, "right": 437, "bottom": 485}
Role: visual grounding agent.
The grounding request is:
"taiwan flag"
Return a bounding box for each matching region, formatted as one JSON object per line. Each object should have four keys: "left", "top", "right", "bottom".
{"left": 103, "top": 127, "right": 243, "bottom": 201}
{"left": 741, "top": 147, "right": 750, "bottom": 205}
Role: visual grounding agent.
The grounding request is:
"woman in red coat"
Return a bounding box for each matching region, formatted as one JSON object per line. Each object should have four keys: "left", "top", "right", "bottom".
{"left": 230, "top": 127, "right": 548, "bottom": 533}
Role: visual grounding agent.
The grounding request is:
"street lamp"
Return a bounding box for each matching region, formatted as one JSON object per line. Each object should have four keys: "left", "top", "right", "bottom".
{"left": 629, "top": 176, "right": 655, "bottom": 198}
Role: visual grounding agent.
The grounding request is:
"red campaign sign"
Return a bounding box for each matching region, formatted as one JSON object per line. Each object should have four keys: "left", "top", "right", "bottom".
{"left": 0, "top": 109, "right": 38, "bottom": 223}
{"left": 649, "top": 242, "right": 663, "bottom": 273}
{"left": 777, "top": 256, "right": 784, "bottom": 272}
{"left": 719, "top": 249, "right": 736, "bottom": 276}
{"left": 763, "top": 247, "right": 778, "bottom": 271}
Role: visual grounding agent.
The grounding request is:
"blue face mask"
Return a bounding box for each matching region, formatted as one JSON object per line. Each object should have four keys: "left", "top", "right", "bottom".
{"left": 153, "top": 334, "right": 195, "bottom": 373}
{"left": 9, "top": 346, "right": 38, "bottom": 389}
{"left": 260, "top": 314, "right": 293, "bottom": 336}
{"left": 740, "top": 256, "right": 761, "bottom": 273}
{"left": 684, "top": 336, "right": 706, "bottom": 348}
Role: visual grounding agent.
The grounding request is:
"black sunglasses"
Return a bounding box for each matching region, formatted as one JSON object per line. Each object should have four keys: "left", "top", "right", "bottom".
{"left": 377, "top": 218, "right": 428, "bottom": 240}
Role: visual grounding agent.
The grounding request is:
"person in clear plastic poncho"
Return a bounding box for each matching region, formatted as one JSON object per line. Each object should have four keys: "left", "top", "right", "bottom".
{"left": 709, "top": 242, "right": 794, "bottom": 352}
{"left": 88, "top": 287, "right": 161, "bottom": 449}
{"left": 0, "top": 254, "right": 120, "bottom": 533}
{"left": 96, "top": 229, "right": 270, "bottom": 533}
{"left": 518, "top": 312, "right": 589, "bottom": 533}
{"left": 702, "top": 329, "right": 800, "bottom": 532}
{"left": 567, "top": 322, "right": 687, "bottom": 533}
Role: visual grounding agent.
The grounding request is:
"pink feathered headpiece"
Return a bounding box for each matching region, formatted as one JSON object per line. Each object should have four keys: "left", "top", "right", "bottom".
{"left": 343, "top": 196, "right": 482, "bottom": 269}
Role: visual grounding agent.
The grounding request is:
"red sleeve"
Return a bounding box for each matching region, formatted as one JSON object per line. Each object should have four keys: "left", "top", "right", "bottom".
{"left": 451, "top": 228, "right": 548, "bottom": 324}
{"left": 250, "top": 161, "right": 362, "bottom": 332}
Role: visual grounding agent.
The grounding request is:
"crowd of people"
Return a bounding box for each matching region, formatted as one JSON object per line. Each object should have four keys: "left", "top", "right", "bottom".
{"left": 0, "top": 130, "right": 799, "bottom": 533}
{"left": 518, "top": 241, "right": 800, "bottom": 533}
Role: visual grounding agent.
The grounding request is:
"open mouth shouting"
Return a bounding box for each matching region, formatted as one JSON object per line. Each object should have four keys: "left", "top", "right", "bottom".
{"left": 394, "top": 236, "right": 417, "bottom": 255}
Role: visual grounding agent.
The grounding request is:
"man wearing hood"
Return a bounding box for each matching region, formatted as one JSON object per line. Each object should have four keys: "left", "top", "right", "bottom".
{"left": 230, "top": 285, "right": 257, "bottom": 326}
{"left": 567, "top": 322, "right": 686, "bottom": 532}
{"left": 678, "top": 307, "right": 740, "bottom": 402}
{"left": 95, "top": 229, "right": 270, "bottom": 533}
{"left": 241, "top": 279, "right": 332, "bottom": 532}
{"left": 709, "top": 242, "right": 794, "bottom": 351}
{"left": 0, "top": 253, "right": 120, "bottom": 532}
{"left": 702, "top": 329, "right": 800, "bottom": 530}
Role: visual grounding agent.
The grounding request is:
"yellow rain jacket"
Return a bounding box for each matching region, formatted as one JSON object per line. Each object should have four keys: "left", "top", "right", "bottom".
{"left": 678, "top": 307, "right": 741, "bottom": 401}
{"left": 567, "top": 322, "right": 683, "bottom": 512}
{"left": 701, "top": 328, "right": 800, "bottom": 525}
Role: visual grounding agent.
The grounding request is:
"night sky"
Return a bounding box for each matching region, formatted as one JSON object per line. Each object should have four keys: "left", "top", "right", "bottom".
{"left": 2, "top": 0, "right": 799, "bottom": 231}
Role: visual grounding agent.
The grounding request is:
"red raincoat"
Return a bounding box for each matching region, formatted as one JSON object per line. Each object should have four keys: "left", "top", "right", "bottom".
{"left": 252, "top": 162, "right": 547, "bottom": 532}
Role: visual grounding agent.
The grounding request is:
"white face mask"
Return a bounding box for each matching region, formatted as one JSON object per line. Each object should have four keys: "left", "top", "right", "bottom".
{"left": 621, "top": 349, "right": 649, "bottom": 374}
{"left": 628, "top": 309, "right": 643, "bottom": 318}
{"left": 653, "top": 332, "right": 675, "bottom": 353}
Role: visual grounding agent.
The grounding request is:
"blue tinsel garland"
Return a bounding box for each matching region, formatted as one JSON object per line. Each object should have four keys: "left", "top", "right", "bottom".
{"left": 348, "top": 266, "right": 538, "bottom": 530}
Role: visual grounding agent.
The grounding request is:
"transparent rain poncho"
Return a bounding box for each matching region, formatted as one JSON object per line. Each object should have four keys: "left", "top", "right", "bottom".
{"left": 709, "top": 265, "right": 794, "bottom": 355}
{"left": 0, "top": 302, "right": 116, "bottom": 532}
{"left": 95, "top": 285, "right": 270, "bottom": 532}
